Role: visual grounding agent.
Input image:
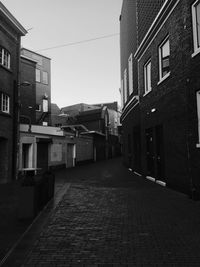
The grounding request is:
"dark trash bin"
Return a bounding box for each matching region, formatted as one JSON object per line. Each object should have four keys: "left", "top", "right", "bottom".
{"left": 18, "top": 169, "right": 54, "bottom": 219}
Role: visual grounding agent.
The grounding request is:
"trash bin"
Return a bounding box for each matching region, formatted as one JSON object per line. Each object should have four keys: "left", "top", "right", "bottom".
{"left": 18, "top": 170, "right": 39, "bottom": 219}
{"left": 18, "top": 170, "right": 55, "bottom": 219}
{"left": 43, "top": 171, "right": 55, "bottom": 201}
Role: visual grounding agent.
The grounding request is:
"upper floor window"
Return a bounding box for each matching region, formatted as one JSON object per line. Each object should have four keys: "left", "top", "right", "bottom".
{"left": 159, "top": 37, "right": 170, "bottom": 82}
{"left": 144, "top": 59, "right": 152, "bottom": 94}
{"left": 36, "top": 69, "right": 41, "bottom": 82}
{"left": 0, "top": 47, "right": 10, "bottom": 69}
{"left": 43, "top": 99, "right": 48, "bottom": 112}
{"left": 192, "top": 0, "right": 200, "bottom": 56}
{"left": 42, "top": 71, "right": 48, "bottom": 84}
{"left": 128, "top": 54, "right": 133, "bottom": 95}
{"left": 0, "top": 93, "right": 10, "bottom": 113}
{"left": 124, "top": 69, "right": 128, "bottom": 103}
{"left": 120, "top": 79, "right": 124, "bottom": 108}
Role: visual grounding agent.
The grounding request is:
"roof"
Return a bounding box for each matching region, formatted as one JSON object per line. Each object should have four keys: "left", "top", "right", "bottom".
{"left": 0, "top": 2, "right": 27, "bottom": 35}
{"left": 21, "top": 47, "right": 51, "bottom": 60}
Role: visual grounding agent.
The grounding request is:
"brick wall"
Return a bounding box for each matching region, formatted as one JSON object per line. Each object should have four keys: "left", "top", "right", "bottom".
{"left": 20, "top": 57, "right": 37, "bottom": 124}
{"left": 120, "top": 0, "right": 138, "bottom": 97}
{"left": 0, "top": 15, "right": 21, "bottom": 182}
{"left": 137, "top": 0, "right": 166, "bottom": 45}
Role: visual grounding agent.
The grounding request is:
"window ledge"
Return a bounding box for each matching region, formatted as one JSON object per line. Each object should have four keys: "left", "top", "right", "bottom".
{"left": 192, "top": 48, "right": 200, "bottom": 58}
{"left": 0, "top": 111, "right": 11, "bottom": 117}
{"left": 157, "top": 72, "right": 170, "bottom": 85}
{"left": 143, "top": 89, "right": 152, "bottom": 97}
{"left": 0, "top": 64, "right": 12, "bottom": 73}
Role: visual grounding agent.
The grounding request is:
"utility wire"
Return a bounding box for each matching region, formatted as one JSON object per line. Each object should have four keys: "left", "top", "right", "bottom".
{"left": 36, "top": 33, "right": 119, "bottom": 52}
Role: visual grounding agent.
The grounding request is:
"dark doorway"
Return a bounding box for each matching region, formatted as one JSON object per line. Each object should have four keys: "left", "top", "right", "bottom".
{"left": 155, "top": 125, "right": 165, "bottom": 181}
{"left": 0, "top": 138, "right": 8, "bottom": 183}
{"left": 37, "top": 142, "right": 48, "bottom": 173}
{"left": 132, "top": 126, "right": 141, "bottom": 172}
{"left": 67, "top": 143, "right": 75, "bottom": 168}
{"left": 145, "top": 128, "right": 155, "bottom": 177}
{"left": 145, "top": 125, "right": 165, "bottom": 180}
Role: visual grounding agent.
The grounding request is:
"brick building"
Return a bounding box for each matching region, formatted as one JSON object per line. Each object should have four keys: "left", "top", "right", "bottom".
{"left": 120, "top": 0, "right": 200, "bottom": 197}
{"left": 20, "top": 56, "right": 37, "bottom": 124}
{"left": 21, "top": 48, "right": 51, "bottom": 126}
{"left": 0, "top": 2, "right": 26, "bottom": 182}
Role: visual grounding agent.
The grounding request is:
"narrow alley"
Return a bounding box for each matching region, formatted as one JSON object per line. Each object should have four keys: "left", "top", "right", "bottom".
{"left": 2, "top": 157, "right": 200, "bottom": 266}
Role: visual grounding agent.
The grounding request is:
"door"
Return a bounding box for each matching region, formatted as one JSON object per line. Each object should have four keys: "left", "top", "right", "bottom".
{"left": 145, "top": 128, "right": 155, "bottom": 177}
{"left": 145, "top": 125, "right": 165, "bottom": 180}
{"left": 155, "top": 125, "right": 164, "bottom": 181}
{"left": 37, "top": 142, "right": 48, "bottom": 173}
{"left": 0, "top": 138, "right": 8, "bottom": 183}
{"left": 132, "top": 126, "right": 141, "bottom": 173}
{"left": 66, "top": 144, "right": 75, "bottom": 168}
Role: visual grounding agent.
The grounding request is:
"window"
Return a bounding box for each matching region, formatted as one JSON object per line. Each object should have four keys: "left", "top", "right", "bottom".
{"left": 192, "top": 0, "right": 200, "bottom": 55}
{"left": 0, "top": 93, "right": 10, "bottom": 113}
{"left": 0, "top": 47, "right": 10, "bottom": 69}
{"left": 22, "top": 143, "right": 33, "bottom": 168}
{"left": 159, "top": 37, "right": 170, "bottom": 81}
{"left": 120, "top": 79, "right": 124, "bottom": 108}
{"left": 124, "top": 69, "right": 128, "bottom": 103}
{"left": 42, "top": 71, "right": 48, "bottom": 84}
{"left": 36, "top": 69, "right": 41, "bottom": 82}
{"left": 144, "top": 59, "right": 152, "bottom": 94}
{"left": 43, "top": 99, "right": 48, "bottom": 112}
{"left": 128, "top": 54, "right": 133, "bottom": 95}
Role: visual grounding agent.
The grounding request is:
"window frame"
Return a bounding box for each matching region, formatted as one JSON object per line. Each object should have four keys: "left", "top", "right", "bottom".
{"left": 36, "top": 69, "right": 41, "bottom": 82}
{"left": 158, "top": 36, "right": 170, "bottom": 83}
{"left": 0, "top": 47, "right": 10, "bottom": 69}
{"left": 124, "top": 69, "right": 128, "bottom": 103}
{"left": 0, "top": 93, "right": 10, "bottom": 114}
{"left": 42, "top": 71, "right": 48, "bottom": 85}
{"left": 128, "top": 53, "right": 133, "bottom": 95}
{"left": 192, "top": 0, "right": 200, "bottom": 57}
{"left": 144, "top": 59, "right": 152, "bottom": 95}
{"left": 120, "top": 79, "right": 124, "bottom": 108}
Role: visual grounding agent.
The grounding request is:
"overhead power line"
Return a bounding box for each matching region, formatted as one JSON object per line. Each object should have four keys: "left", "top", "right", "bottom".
{"left": 36, "top": 33, "right": 119, "bottom": 52}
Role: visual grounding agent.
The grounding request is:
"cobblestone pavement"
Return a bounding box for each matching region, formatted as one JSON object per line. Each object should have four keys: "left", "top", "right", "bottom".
{"left": 5, "top": 158, "right": 200, "bottom": 266}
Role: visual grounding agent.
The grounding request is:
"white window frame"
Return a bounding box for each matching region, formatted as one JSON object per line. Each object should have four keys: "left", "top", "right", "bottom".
{"left": 120, "top": 79, "right": 124, "bottom": 108}
{"left": 144, "top": 59, "right": 152, "bottom": 95}
{"left": 1, "top": 93, "right": 10, "bottom": 113}
{"left": 36, "top": 69, "right": 41, "bottom": 82}
{"left": 0, "top": 47, "right": 10, "bottom": 69}
{"left": 124, "top": 69, "right": 128, "bottom": 103}
{"left": 42, "top": 71, "right": 48, "bottom": 84}
{"left": 158, "top": 36, "right": 170, "bottom": 84}
{"left": 192, "top": 0, "right": 200, "bottom": 57}
{"left": 128, "top": 54, "right": 133, "bottom": 95}
{"left": 43, "top": 99, "right": 48, "bottom": 112}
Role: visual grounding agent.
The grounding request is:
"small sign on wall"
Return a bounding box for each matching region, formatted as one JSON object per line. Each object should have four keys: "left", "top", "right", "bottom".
{"left": 51, "top": 144, "right": 62, "bottom": 162}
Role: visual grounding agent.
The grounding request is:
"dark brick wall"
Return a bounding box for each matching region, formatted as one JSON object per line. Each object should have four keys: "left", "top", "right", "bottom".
{"left": 20, "top": 57, "right": 37, "bottom": 124}
{"left": 137, "top": 0, "right": 166, "bottom": 45}
{"left": 120, "top": 0, "right": 138, "bottom": 99}
{"left": 0, "top": 15, "right": 21, "bottom": 182}
{"left": 121, "top": 0, "right": 200, "bottom": 195}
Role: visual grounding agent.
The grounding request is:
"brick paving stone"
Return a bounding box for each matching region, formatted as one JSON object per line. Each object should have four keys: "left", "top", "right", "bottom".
{"left": 4, "top": 158, "right": 200, "bottom": 266}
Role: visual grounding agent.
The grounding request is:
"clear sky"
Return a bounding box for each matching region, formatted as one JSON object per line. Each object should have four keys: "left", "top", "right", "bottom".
{"left": 2, "top": 0, "right": 122, "bottom": 108}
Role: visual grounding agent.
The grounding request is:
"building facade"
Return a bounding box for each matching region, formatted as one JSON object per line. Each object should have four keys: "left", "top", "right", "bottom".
{"left": 120, "top": 0, "right": 200, "bottom": 197}
{"left": 0, "top": 2, "right": 27, "bottom": 182}
{"left": 20, "top": 56, "right": 37, "bottom": 124}
{"left": 21, "top": 48, "right": 51, "bottom": 126}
